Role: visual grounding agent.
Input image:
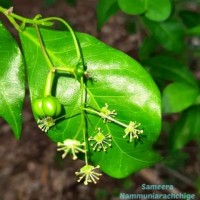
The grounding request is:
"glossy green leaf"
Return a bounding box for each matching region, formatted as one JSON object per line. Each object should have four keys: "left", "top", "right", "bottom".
{"left": 97, "top": 0, "right": 119, "bottom": 29}
{"left": 143, "top": 56, "right": 197, "bottom": 86}
{"left": 162, "top": 82, "right": 199, "bottom": 113}
{"left": 143, "top": 18, "right": 184, "bottom": 52}
{"left": 117, "top": 0, "right": 171, "bottom": 21}
{"left": 117, "top": 0, "right": 146, "bottom": 15}
{"left": 145, "top": 0, "right": 171, "bottom": 21}
{"left": 170, "top": 105, "right": 200, "bottom": 150}
{"left": 20, "top": 28, "right": 161, "bottom": 178}
{"left": 179, "top": 10, "right": 200, "bottom": 28}
{"left": 97, "top": 0, "right": 171, "bottom": 28}
{"left": 187, "top": 25, "right": 200, "bottom": 36}
{"left": 0, "top": 22, "right": 25, "bottom": 138}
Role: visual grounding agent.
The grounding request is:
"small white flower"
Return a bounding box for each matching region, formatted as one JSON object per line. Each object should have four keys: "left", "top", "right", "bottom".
{"left": 123, "top": 121, "right": 143, "bottom": 142}
{"left": 57, "top": 139, "right": 85, "bottom": 160}
{"left": 100, "top": 103, "right": 117, "bottom": 123}
{"left": 37, "top": 117, "right": 55, "bottom": 132}
{"left": 75, "top": 165, "right": 102, "bottom": 185}
{"left": 89, "top": 128, "right": 112, "bottom": 152}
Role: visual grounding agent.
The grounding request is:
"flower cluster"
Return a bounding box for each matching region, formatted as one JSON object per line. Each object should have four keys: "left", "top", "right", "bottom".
{"left": 37, "top": 117, "right": 55, "bottom": 132}
{"left": 75, "top": 165, "right": 102, "bottom": 185}
{"left": 89, "top": 128, "right": 112, "bottom": 152}
{"left": 100, "top": 103, "right": 117, "bottom": 123}
{"left": 57, "top": 139, "right": 85, "bottom": 160}
{"left": 54, "top": 103, "right": 144, "bottom": 186}
{"left": 123, "top": 121, "right": 143, "bottom": 142}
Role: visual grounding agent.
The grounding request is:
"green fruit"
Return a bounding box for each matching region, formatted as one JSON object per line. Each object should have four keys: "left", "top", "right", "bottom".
{"left": 32, "top": 98, "right": 46, "bottom": 117}
{"left": 32, "top": 96, "right": 62, "bottom": 117}
{"left": 55, "top": 99, "right": 62, "bottom": 116}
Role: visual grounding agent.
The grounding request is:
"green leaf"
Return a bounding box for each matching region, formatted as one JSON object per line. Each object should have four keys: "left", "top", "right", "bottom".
{"left": 163, "top": 151, "right": 189, "bottom": 169}
{"left": 162, "top": 82, "right": 199, "bottom": 113}
{"left": 145, "top": 0, "right": 171, "bottom": 22}
{"left": 117, "top": 0, "right": 171, "bottom": 21}
{"left": 187, "top": 25, "right": 200, "bottom": 36}
{"left": 139, "top": 36, "right": 156, "bottom": 60}
{"left": 65, "top": 0, "right": 76, "bottom": 6}
{"left": 0, "top": 22, "right": 25, "bottom": 138}
{"left": 143, "top": 56, "right": 197, "bottom": 86}
{"left": 117, "top": 0, "right": 146, "bottom": 15}
{"left": 0, "top": 0, "right": 12, "bottom": 8}
{"left": 44, "top": 0, "right": 56, "bottom": 7}
{"left": 126, "top": 18, "right": 137, "bottom": 34}
{"left": 20, "top": 28, "right": 161, "bottom": 178}
{"left": 97, "top": 0, "right": 171, "bottom": 28}
{"left": 143, "top": 18, "right": 185, "bottom": 53}
{"left": 97, "top": 0, "right": 119, "bottom": 29}
{"left": 170, "top": 105, "right": 200, "bottom": 150}
{"left": 179, "top": 10, "right": 200, "bottom": 28}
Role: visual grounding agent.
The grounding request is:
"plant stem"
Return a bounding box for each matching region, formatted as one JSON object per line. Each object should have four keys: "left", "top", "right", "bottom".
{"left": 44, "top": 69, "right": 55, "bottom": 97}
{"left": 0, "top": 6, "right": 82, "bottom": 64}
{"left": 84, "top": 108, "right": 128, "bottom": 128}
{"left": 34, "top": 24, "right": 54, "bottom": 69}
{"left": 0, "top": 6, "right": 38, "bottom": 24}
{"left": 80, "top": 77, "right": 88, "bottom": 165}
{"left": 39, "top": 17, "right": 81, "bottom": 64}
{"left": 0, "top": 7, "right": 20, "bottom": 31}
{"left": 54, "top": 67, "right": 74, "bottom": 74}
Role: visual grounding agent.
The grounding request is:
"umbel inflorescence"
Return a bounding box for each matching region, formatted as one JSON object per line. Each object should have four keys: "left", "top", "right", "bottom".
{"left": 53, "top": 103, "right": 143, "bottom": 185}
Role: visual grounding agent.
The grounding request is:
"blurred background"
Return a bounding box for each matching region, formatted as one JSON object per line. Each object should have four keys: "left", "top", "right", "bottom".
{"left": 0, "top": 0, "right": 200, "bottom": 199}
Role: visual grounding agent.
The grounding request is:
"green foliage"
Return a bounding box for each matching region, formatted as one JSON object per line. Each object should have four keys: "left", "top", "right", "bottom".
{"left": 179, "top": 10, "right": 200, "bottom": 28}
{"left": 65, "top": 0, "right": 76, "bottom": 6}
{"left": 139, "top": 37, "right": 156, "bottom": 60}
{"left": 97, "top": 0, "right": 172, "bottom": 28}
{"left": 187, "top": 25, "right": 200, "bottom": 36}
{"left": 162, "top": 82, "right": 199, "bottom": 113}
{"left": 142, "top": 56, "right": 199, "bottom": 113}
{"left": 118, "top": 0, "right": 171, "bottom": 21}
{"left": 143, "top": 18, "right": 184, "bottom": 53}
{"left": 44, "top": 0, "right": 56, "bottom": 7}
{"left": 0, "top": 0, "right": 200, "bottom": 187}
{"left": 20, "top": 28, "right": 161, "bottom": 178}
{"left": 117, "top": 0, "right": 146, "bottom": 15}
{"left": 97, "top": 0, "right": 119, "bottom": 29}
{"left": 0, "top": 0, "right": 12, "bottom": 8}
{"left": 142, "top": 56, "right": 197, "bottom": 86}
{"left": 144, "top": 0, "right": 171, "bottom": 22}
{"left": 44, "top": 0, "right": 76, "bottom": 7}
{"left": 96, "top": 0, "right": 200, "bottom": 185}
{"left": 0, "top": 22, "right": 25, "bottom": 139}
{"left": 170, "top": 105, "right": 200, "bottom": 150}
{"left": 163, "top": 151, "right": 189, "bottom": 169}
